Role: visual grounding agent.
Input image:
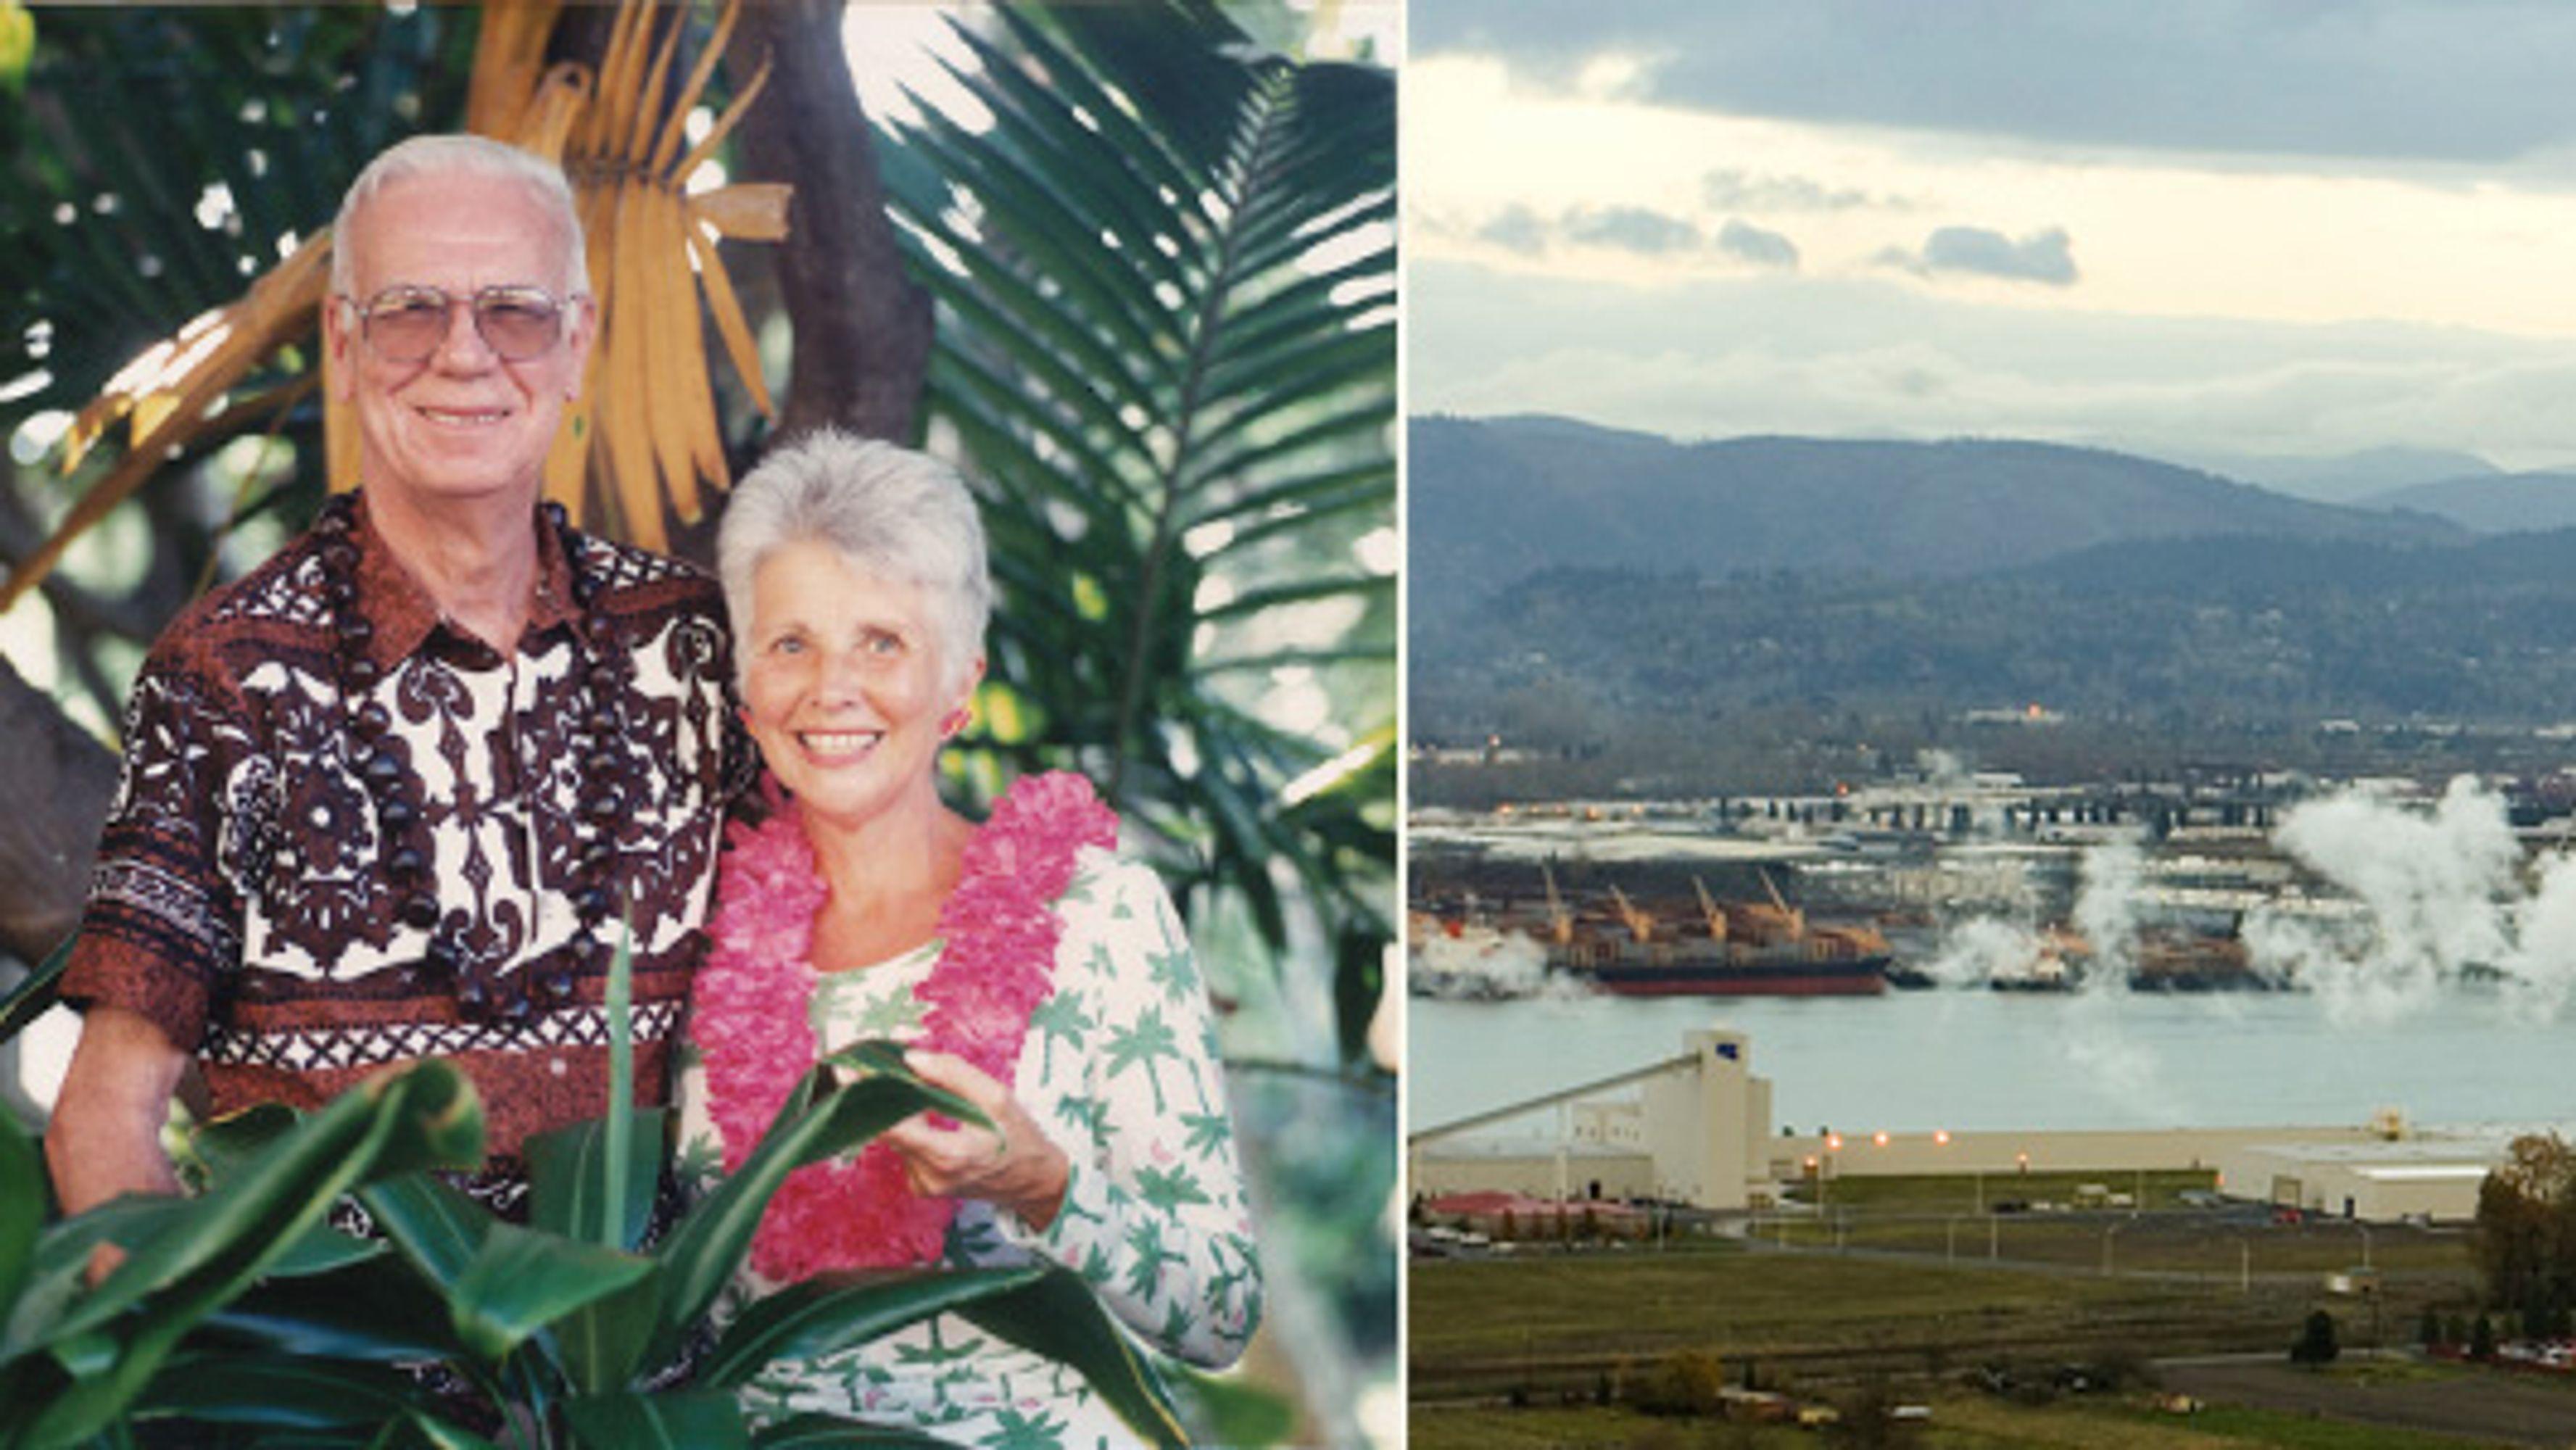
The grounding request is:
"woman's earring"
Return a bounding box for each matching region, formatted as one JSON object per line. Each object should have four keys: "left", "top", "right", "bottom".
{"left": 940, "top": 708, "right": 971, "bottom": 739}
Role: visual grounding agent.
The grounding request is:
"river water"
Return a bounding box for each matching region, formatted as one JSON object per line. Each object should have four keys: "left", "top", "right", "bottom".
{"left": 1409, "top": 985, "right": 2576, "bottom": 1138}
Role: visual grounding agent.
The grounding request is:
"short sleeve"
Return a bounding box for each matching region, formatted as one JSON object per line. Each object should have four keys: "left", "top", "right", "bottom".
{"left": 60, "top": 647, "right": 268, "bottom": 1052}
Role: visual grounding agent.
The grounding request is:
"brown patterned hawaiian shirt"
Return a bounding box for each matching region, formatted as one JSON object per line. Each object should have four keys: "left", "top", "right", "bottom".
{"left": 65, "top": 494, "right": 747, "bottom": 1165}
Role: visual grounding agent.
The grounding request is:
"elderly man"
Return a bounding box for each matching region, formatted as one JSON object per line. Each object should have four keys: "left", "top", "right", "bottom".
{"left": 45, "top": 134, "right": 740, "bottom": 1217}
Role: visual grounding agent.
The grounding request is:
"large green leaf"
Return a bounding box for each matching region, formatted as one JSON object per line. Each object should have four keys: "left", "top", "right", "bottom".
{"left": 526, "top": 1109, "right": 667, "bottom": 1253}
{"left": 404, "top": 1421, "right": 505, "bottom": 1450}
{"left": 202, "top": 1256, "right": 465, "bottom": 1364}
{"left": 260, "top": 1225, "right": 389, "bottom": 1281}
{"left": 642, "top": 1057, "right": 974, "bottom": 1370}
{"left": 131, "top": 1354, "right": 423, "bottom": 1429}
{"left": 445, "top": 1221, "right": 653, "bottom": 1364}
{"left": 9, "top": 1060, "right": 484, "bottom": 1449}
{"left": 183, "top": 1106, "right": 388, "bottom": 1280}
{"left": 884, "top": 4, "right": 1396, "bottom": 1064}
{"left": 956, "top": 1267, "right": 1187, "bottom": 1450}
{"left": 1167, "top": 1360, "right": 1296, "bottom": 1449}
{"left": 353, "top": 1170, "right": 492, "bottom": 1298}
{"left": 560, "top": 1389, "right": 748, "bottom": 1450}
{"left": 554, "top": 1264, "right": 663, "bottom": 1399}
{"left": 187, "top": 1103, "right": 304, "bottom": 1185}
{"left": 0, "top": 935, "right": 70, "bottom": 1051}
{"left": 1, "top": 1196, "right": 195, "bottom": 1368}
{"left": 0, "top": 1104, "right": 39, "bottom": 1324}
{"left": 695, "top": 1265, "right": 1044, "bottom": 1390}
{"left": 750, "top": 1416, "right": 953, "bottom": 1448}
{"left": 537, "top": 917, "right": 668, "bottom": 1393}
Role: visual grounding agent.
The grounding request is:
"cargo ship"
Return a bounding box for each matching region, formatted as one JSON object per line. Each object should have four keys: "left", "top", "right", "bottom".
{"left": 1538, "top": 869, "right": 1891, "bottom": 998}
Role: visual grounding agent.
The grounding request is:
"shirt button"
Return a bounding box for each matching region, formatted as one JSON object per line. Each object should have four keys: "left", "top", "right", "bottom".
{"left": 549, "top": 1058, "right": 568, "bottom": 1078}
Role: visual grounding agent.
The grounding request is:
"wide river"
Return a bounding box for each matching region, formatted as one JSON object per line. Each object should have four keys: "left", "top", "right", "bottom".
{"left": 1409, "top": 985, "right": 2576, "bottom": 1137}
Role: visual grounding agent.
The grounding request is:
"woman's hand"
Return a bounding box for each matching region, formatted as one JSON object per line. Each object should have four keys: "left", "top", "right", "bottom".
{"left": 881, "top": 1050, "right": 1072, "bottom": 1231}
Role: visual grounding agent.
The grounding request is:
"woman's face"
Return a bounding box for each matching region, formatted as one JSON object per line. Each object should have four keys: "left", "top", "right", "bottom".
{"left": 741, "top": 538, "right": 977, "bottom": 832}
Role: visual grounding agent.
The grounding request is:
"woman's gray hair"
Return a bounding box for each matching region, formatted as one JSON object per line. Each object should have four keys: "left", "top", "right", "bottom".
{"left": 330, "top": 134, "right": 589, "bottom": 297}
{"left": 718, "top": 430, "right": 993, "bottom": 694}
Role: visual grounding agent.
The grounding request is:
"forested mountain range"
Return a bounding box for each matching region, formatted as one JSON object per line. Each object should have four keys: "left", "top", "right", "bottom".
{"left": 1409, "top": 415, "right": 2464, "bottom": 626}
{"left": 1411, "top": 416, "right": 2576, "bottom": 739}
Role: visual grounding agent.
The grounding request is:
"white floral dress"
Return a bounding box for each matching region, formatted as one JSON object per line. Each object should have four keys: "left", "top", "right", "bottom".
{"left": 674, "top": 848, "right": 1262, "bottom": 1448}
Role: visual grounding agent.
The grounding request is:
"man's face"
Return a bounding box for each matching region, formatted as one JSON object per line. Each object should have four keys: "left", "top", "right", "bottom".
{"left": 326, "top": 171, "right": 592, "bottom": 509}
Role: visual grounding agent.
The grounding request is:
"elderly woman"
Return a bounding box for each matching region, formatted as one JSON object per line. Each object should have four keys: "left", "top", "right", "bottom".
{"left": 676, "top": 431, "right": 1260, "bottom": 1444}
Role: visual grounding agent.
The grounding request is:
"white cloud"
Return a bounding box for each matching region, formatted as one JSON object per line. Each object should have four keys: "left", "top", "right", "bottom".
{"left": 1881, "top": 226, "right": 2079, "bottom": 287}
{"left": 1410, "top": 260, "right": 2576, "bottom": 469}
{"left": 1718, "top": 220, "right": 1800, "bottom": 270}
{"left": 1405, "top": 33, "right": 2576, "bottom": 465}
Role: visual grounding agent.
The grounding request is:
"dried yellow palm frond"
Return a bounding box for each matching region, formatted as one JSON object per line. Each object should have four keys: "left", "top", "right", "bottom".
{"left": 0, "top": 240, "right": 334, "bottom": 612}
{"left": 515, "top": 62, "right": 595, "bottom": 165}
{"left": 684, "top": 190, "right": 784, "bottom": 419}
{"left": 3, "top": 0, "right": 784, "bottom": 610}
{"left": 686, "top": 181, "right": 790, "bottom": 243}
{"left": 463, "top": 0, "right": 563, "bottom": 140}
{"left": 540, "top": 0, "right": 777, "bottom": 552}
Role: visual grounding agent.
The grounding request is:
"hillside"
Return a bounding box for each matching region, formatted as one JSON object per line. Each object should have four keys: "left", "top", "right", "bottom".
{"left": 1412, "top": 527, "right": 2576, "bottom": 739}
{"left": 1408, "top": 416, "right": 2466, "bottom": 624}
{"left": 2358, "top": 471, "right": 2576, "bottom": 533}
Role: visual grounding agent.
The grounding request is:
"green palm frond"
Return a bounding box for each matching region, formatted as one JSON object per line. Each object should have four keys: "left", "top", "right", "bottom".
{"left": 883, "top": 1, "right": 1395, "bottom": 1058}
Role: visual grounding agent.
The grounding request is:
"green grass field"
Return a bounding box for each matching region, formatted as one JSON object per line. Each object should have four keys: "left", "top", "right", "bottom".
{"left": 1411, "top": 1391, "right": 2525, "bottom": 1449}
{"left": 1412, "top": 1184, "right": 2523, "bottom": 1448}
{"left": 1749, "top": 1212, "right": 2465, "bottom": 1282}
{"left": 1412, "top": 1248, "right": 2200, "bottom": 1371}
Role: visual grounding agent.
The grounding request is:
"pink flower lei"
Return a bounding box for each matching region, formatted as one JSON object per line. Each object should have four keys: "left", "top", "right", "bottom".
{"left": 691, "top": 770, "right": 1118, "bottom": 1280}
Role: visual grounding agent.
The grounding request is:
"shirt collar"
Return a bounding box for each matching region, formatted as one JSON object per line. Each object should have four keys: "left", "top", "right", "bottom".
{"left": 344, "top": 491, "right": 583, "bottom": 669}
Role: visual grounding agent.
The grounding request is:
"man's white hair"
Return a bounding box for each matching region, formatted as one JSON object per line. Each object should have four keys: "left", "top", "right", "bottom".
{"left": 718, "top": 430, "right": 993, "bottom": 695}
{"left": 329, "top": 134, "right": 589, "bottom": 297}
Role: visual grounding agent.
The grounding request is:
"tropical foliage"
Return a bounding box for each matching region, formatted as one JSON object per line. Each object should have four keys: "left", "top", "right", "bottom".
{"left": 879, "top": 13, "right": 1399, "bottom": 1414}
{"left": 882, "top": 4, "right": 1397, "bottom": 1067}
{"left": 0, "top": 953, "right": 1185, "bottom": 1449}
{"left": 1, "top": 1, "right": 1394, "bottom": 1438}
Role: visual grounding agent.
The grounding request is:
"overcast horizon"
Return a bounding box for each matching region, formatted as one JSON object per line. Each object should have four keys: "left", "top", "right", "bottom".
{"left": 1407, "top": 1, "right": 2576, "bottom": 477}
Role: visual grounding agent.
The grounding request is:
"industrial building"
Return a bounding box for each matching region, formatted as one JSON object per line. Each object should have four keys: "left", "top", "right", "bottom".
{"left": 2213, "top": 1132, "right": 2508, "bottom": 1221}
{"left": 1411, "top": 1024, "right": 2541, "bottom": 1222}
{"left": 1409, "top": 1027, "right": 1771, "bottom": 1209}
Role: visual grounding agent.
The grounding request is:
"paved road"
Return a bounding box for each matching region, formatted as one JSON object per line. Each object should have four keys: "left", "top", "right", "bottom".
{"left": 2158, "top": 1354, "right": 2576, "bottom": 1449}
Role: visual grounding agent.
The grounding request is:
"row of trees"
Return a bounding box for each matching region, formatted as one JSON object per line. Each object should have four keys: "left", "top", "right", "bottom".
{"left": 1415, "top": 529, "right": 2576, "bottom": 753}
{"left": 2472, "top": 1132, "right": 2576, "bottom": 1331}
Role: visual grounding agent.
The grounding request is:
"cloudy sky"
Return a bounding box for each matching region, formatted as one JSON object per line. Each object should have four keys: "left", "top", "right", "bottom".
{"left": 1407, "top": 1, "right": 2576, "bottom": 473}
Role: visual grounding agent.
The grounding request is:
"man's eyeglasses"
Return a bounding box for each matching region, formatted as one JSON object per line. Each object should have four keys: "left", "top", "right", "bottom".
{"left": 341, "top": 284, "right": 578, "bottom": 364}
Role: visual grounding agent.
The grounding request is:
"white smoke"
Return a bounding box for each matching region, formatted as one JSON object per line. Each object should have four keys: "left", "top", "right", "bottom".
{"left": 1412, "top": 927, "right": 1589, "bottom": 1001}
{"left": 1922, "top": 914, "right": 2042, "bottom": 987}
{"left": 2061, "top": 835, "right": 2166, "bottom": 1104}
{"left": 2073, "top": 837, "right": 2147, "bottom": 988}
{"left": 1917, "top": 748, "right": 2008, "bottom": 837}
{"left": 2060, "top": 983, "right": 2163, "bottom": 1113}
{"left": 2245, "top": 776, "right": 2525, "bottom": 1025}
{"left": 2500, "top": 852, "right": 2576, "bottom": 1019}
{"left": 1910, "top": 834, "right": 2167, "bottom": 1113}
{"left": 1920, "top": 749, "right": 1971, "bottom": 790}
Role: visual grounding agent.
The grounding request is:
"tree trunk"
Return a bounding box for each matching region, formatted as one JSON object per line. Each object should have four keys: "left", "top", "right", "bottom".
{"left": 727, "top": 0, "right": 934, "bottom": 444}
{"left": 0, "top": 655, "right": 116, "bottom": 965}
